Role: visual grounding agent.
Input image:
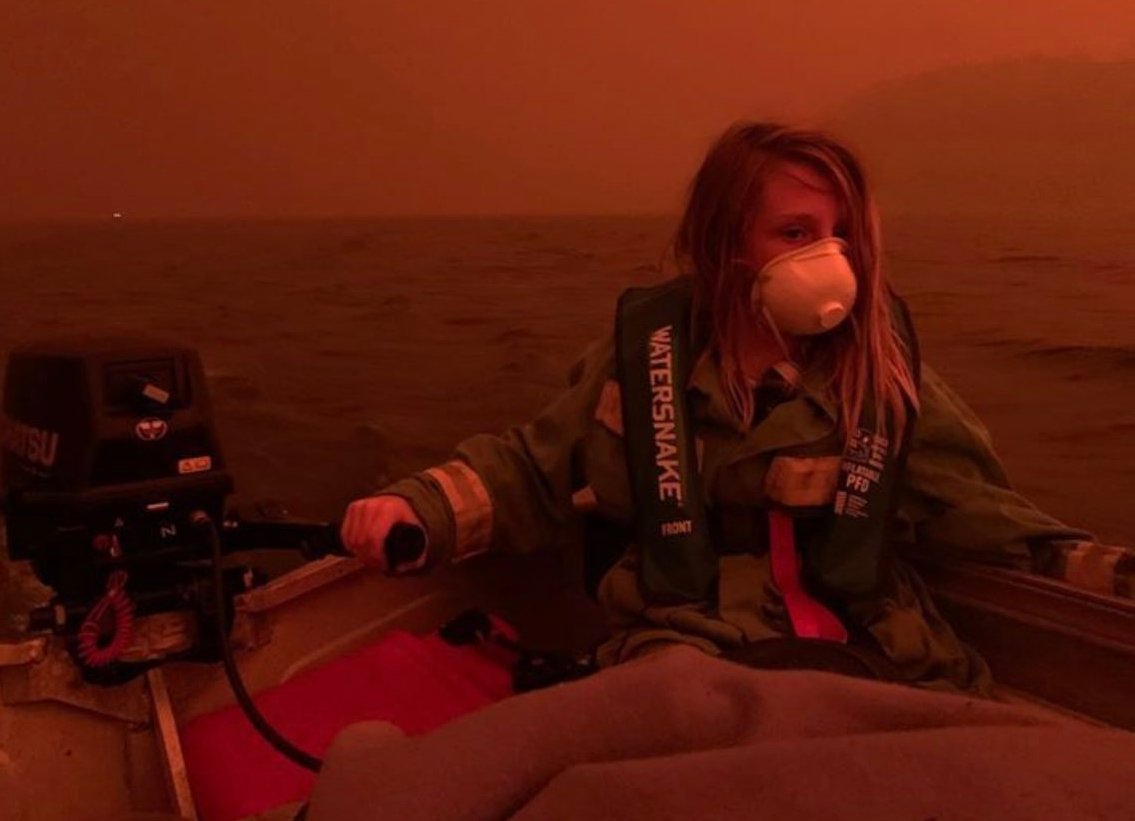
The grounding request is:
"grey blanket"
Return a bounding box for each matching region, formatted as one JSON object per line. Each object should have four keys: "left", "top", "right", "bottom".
{"left": 307, "top": 647, "right": 1134, "bottom": 820}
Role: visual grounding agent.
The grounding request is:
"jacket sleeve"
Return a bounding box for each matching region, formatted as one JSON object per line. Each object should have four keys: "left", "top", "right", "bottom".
{"left": 376, "top": 336, "right": 616, "bottom": 564}
{"left": 897, "top": 363, "right": 1095, "bottom": 570}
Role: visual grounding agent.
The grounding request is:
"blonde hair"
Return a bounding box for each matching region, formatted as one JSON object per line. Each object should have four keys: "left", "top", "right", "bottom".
{"left": 672, "top": 121, "right": 918, "bottom": 446}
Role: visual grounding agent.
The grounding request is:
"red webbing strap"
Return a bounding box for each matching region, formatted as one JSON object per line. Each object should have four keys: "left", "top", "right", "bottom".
{"left": 768, "top": 510, "right": 848, "bottom": 643}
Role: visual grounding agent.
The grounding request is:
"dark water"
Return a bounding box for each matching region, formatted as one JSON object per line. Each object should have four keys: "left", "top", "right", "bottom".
{"left": 1, "top": 213, "right": 1133, "bottom": 545}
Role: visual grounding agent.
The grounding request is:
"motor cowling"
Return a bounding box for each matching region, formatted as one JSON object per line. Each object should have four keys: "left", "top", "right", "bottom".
{"left": 1, "top": 337, "right": 238, "bottom": 681}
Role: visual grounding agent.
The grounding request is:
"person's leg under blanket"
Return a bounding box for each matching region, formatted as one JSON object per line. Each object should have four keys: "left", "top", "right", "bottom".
{"left": 511, "top": 724, "right": 1133, "bottom": 821}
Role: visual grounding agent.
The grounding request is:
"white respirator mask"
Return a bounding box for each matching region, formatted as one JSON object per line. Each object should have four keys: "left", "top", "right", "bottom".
{"left": 749, "top": 237, "right": 858, "bottom": 342}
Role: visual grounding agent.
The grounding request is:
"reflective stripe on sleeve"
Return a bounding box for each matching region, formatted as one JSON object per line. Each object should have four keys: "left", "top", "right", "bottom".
{"left": 1063, "top": 541, "right": 1124, "bottom": 595}
{"left": 594, "top": 379, "right": 624, "bottom": 436}
{"left": 424, "top": 460, "right": 494, "bottom": 561}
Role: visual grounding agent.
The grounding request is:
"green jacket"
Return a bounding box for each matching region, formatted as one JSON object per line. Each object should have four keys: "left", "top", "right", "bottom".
{"left": 382, "top": 287, "right": 1125, "bottom": 694}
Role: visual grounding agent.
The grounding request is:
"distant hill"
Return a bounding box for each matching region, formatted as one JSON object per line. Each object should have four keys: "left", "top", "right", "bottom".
{"left": 823, "top": 58, "right": 1135, "bottom": 219}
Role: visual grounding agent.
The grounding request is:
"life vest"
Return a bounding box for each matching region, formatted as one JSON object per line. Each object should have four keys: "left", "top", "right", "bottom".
{"left": 614, "top": 277, "right": 922, "bottom": 608}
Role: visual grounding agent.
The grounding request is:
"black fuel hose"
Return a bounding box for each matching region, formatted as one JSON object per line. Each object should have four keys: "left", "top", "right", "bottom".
{"left": 191, "top": 510, "right": 426, "bottom": 773}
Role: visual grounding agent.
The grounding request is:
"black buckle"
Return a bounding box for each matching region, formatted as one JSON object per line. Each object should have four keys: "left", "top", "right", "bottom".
{"left": 436, "top": 608, "right": 596, "bottom": 692}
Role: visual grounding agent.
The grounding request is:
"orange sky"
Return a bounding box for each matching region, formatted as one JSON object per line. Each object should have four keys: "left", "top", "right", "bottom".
{"left": 2, "top": 0, "right": 1133, "bottom": 218}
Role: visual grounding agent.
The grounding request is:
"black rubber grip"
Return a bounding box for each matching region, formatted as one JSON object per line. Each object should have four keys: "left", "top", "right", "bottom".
{"left": 219, "top": 513, "right": 425, "bottom": 567}
{"left": 384, "top": 522, "right": 427, "bottom": 568}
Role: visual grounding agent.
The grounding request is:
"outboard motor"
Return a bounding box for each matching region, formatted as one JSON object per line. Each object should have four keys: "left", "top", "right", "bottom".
{"left": 0, "top": 336, "right": 433, "bottom": 781}
{"left": 1, "top": 337, "right": 424, "bottom": 691}
{"left": 1, "top": 338, "right": 247, "bottom": 682}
